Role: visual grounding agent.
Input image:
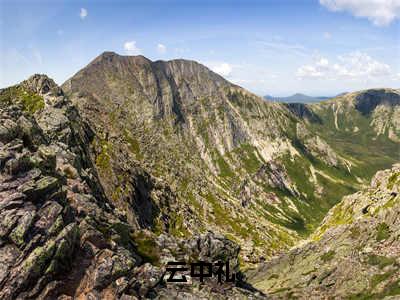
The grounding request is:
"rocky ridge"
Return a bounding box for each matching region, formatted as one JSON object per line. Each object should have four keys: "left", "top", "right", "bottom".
{"left": 0, "top": 75, "right": 262, "bottom": 299}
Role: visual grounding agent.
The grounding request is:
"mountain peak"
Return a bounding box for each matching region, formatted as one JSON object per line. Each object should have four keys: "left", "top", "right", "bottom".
{"left": 98, "top": 50, "right": 118, "bottom": 57}
{"left": 91, "top": 51, "right": 217, "bottom": 76}
{"left": 63, "top": 51, "right": 229, "bottom": 104}
{"left": 90, "top": 51, "right": 152, "bottom": 66}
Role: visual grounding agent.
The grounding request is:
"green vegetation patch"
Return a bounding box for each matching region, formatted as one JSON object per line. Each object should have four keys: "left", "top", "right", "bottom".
{"left": 215, "top": 151, "right": 235, "bottom": 178}
{"left": 110, "top": 222, "right": 133, "bottom": 248}
{"left": 95, "top": 139, "right": 113, "bottom": 172}
{"left": 367, "top": 254, "right": 396, "bottom": 269}
{"left": 123, "top": 130, "right": 143, "bottom": 160}
{"left": 278, "top": 152, "right": 357, "bottom": 239}
{"left": 231, "top": 143, "right": 263, "bottom": 174}
{"left": 376, "top": 222, "right": 390, "bottom": 242}
{"left": 132, "top": 231, "right": 160, "bottom": 265}
{"left": 321, "top": 250, "right": 335, "bottom": 262}
{"left": 370, "top": 269, "right": 397, "bottom": 289}
{"left": 387, "top": 173, "right": 399, "bottom": 190}
{"left": 203, "top": 192, "right": 263, "bottom": 245}
{"left": 308, "top": 104, "right": 399, "bottom": 182}
{"left": 314, "top": 201, "right": 354, "bottom": 240}
{"left": 169, "top": 211, "right": 190, "bottom": 238}
{"left": 0, "top": 85, "right": 44, "bottom": 114}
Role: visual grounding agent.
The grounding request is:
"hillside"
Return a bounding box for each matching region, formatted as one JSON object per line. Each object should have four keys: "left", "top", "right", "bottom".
{"left": 307, "top": 89, "right": 400, "bottom": 178}
{"left": 248, "top": 164, "right": 400, "bottom": 299}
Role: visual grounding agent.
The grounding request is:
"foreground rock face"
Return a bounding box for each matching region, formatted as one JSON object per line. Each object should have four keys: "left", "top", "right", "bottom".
{"left": 248, "top": 164, "right": 400, "bottom": 299}
{"left": 0, "top": 75, "right": 262, "bottom": 299}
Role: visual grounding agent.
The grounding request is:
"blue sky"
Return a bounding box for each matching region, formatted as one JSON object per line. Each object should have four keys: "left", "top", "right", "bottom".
{"left": 1, "top": 0, "right": 399, "bottom": 96}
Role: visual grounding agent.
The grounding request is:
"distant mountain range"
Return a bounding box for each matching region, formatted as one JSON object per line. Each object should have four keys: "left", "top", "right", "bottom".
{"left": 264, "top": 92, "right": 347, "bottom": 103}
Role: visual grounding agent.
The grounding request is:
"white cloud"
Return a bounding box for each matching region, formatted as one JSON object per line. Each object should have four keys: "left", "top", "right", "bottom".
{"left": 320, "top": 0, "right": 400, "bottom": 26}
{"left": 123, "top": 41, "right": 141, "bottom": 55}
{"left": 157, "top": 43, "right": 166, "bottom": 54}
{"left": 337, "top": 51, "right": 391, "bottom": 77}
{"left": 210, "top": 62, "right": 278, "bottom": 94}
{"left": 80, "top": 8, "right": 88, "bottom": 20}
{"left": 316, "top": 57, "right": 329, "bottom": 68}
{"left": 296, "top": 57, "right": 329, "bottom": 78}
{"left": 297, "top": 52, "right": 391, "bottom": 79}
{"left": 297, "top": 65, "right": 324, "bottom": 78}
{"left": 208, "top": 62, "right": 233, "bottom": 77}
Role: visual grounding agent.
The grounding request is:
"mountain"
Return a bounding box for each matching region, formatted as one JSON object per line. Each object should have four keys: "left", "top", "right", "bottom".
{"left": 62, "top": 52, "right": 399, "bottom": 261}
{"left": 0, "top": 75, "right": 263, "bottom": 299}
{"left": 248, "top": 164, "right": 400, "bottom": 299}
{"left": 264, "top": 93, "right": 333, "bottom": 103}
{"left": 62, "top": 52, "right": 308, "bottom": 262}
{"left": 311, "top": 88, "right": 400, "bottom": 142}
{"left": 0, "top": 51, "right": 399, "bottom": 299}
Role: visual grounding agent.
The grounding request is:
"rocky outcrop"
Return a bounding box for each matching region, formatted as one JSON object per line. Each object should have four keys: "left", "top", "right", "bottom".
{"left": 296, "top": 122, "right": 343, "bottom": 167}
{"left": 254, "top": 161, "right": 299, "bottom": 196}
{"left": 248, "top": 165, "right": 400, "bottom": 299}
